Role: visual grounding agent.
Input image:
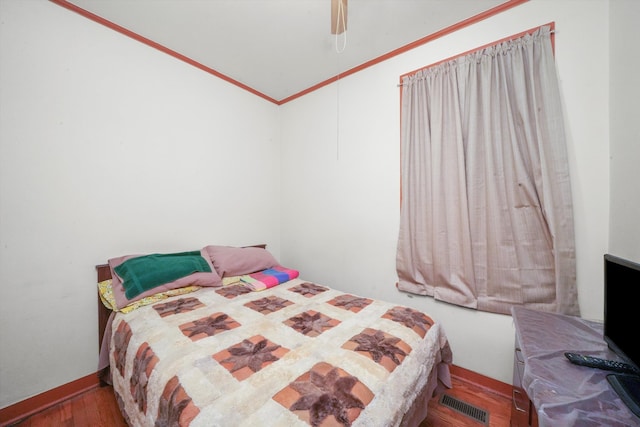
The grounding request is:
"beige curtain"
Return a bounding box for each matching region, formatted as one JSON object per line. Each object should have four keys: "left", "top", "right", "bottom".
{"left": 396, "top": 26, "right": 579, "bottom": 316}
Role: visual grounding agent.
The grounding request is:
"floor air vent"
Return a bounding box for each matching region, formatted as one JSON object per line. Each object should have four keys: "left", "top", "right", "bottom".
{"left": 438, "top": 393, "right": 489, "bottom": 425}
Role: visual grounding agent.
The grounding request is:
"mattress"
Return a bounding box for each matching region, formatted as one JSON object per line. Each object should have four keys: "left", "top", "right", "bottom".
{"left": 107, "top": 278, "right": 452, "bottom": 426}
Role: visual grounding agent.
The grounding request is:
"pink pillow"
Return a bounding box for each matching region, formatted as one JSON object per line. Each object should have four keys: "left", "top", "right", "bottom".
{"left": 204, "top": 245, "right": 279, "bottom": 278}
{"left": 108, "top": 248, "right": 221, "bottom": 310}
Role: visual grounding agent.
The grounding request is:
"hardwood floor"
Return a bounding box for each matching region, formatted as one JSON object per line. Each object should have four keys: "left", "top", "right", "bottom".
{"left": 10, "top": 386, "right": 127, "bottom": 427}
{"left": 423, "top": 375, "right": 512, "bottom": 426}
{"left": 11, "top": 374, "right": 512, "bottom": 426}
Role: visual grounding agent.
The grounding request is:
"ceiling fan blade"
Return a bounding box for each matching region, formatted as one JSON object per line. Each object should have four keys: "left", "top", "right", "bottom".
{"left": 331, "top": 0, "right": 348, "bottom": 35}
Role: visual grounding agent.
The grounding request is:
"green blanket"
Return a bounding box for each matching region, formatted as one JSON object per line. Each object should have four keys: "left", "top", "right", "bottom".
{"left": 115, "top": 251, "right": 211, "bottom": 299}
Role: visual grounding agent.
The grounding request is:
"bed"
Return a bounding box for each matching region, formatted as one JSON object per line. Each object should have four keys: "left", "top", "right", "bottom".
{"left": 96, "top": 245, "right": 452, "bottom": 426}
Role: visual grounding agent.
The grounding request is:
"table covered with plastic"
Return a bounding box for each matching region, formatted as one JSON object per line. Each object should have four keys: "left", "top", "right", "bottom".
{"left": 511, "top": 306, "right": 640, "bottom": 426}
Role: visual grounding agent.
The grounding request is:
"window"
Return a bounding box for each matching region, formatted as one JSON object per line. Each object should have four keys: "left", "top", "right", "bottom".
{"left": 396, "top": 25, "right": 579, "bottom": 316}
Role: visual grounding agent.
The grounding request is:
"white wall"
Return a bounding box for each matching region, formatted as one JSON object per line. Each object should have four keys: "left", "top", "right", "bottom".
{"left": 609, "top": 0, "right": 640, "bottom": 261}
{"left": 280, "top": 0, "right": 610, "bottom": 384}
{"left": 0, "top": 0, "right": 281, "bottom": 408}
{"left": 0, "top": 0, "right": 623, "bottom": 410}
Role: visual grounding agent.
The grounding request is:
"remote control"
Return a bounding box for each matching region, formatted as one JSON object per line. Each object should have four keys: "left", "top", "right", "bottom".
{"left": 564, "top": 352, "right": 640, "bottom": 376}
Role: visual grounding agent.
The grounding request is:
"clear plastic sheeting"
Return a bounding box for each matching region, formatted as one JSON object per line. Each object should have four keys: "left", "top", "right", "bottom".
{"left": 511, "top": 306, "right": 640, "bottom": 426}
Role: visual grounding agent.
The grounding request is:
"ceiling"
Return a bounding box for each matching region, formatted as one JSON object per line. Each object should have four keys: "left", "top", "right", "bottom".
{"left": 57, "top": 0, "right": 513, "bottom": 103}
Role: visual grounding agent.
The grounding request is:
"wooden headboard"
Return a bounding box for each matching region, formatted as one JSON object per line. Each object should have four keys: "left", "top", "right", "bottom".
{"left": 95, "top": 264, "right": 113, "bottom": 355}
{"left": 96, "top": 263, "right": 112, "bottom": 282}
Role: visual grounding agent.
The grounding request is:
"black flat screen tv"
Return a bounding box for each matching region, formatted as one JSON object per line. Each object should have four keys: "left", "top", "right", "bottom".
{"left": 604, "top": 253, "right": 640, "bottom": 418}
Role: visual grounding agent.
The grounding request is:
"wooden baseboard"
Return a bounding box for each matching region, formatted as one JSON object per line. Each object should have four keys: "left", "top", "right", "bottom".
{"left": 0, "top": 373, "right": 100, "bottom": 427}
{"left": 450, "top": 364, "right": 513, "bottom": 399}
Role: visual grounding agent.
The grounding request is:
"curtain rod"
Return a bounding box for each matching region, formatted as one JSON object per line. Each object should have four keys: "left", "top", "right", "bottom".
{"left": 397, "top": 26, "right": 556, "bottom": 87}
